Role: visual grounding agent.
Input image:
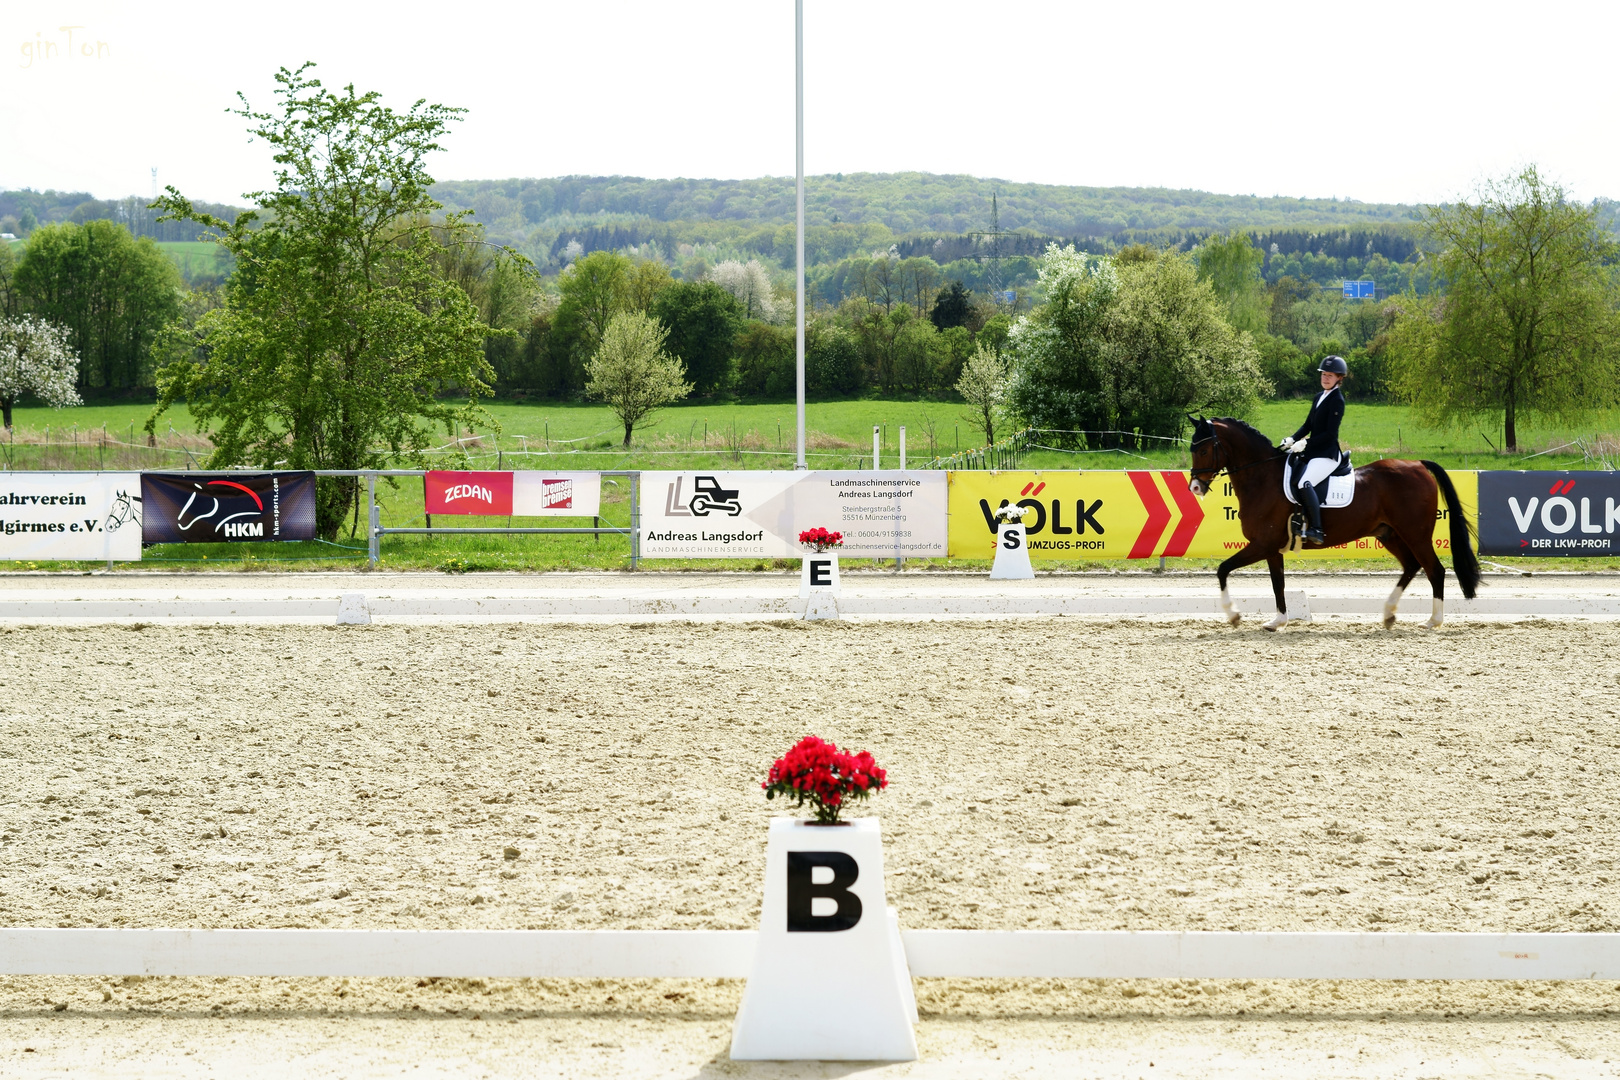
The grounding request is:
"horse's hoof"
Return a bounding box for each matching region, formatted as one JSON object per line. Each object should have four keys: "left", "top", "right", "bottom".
{"left": 1262, "top": 613, "right": 1289, "bottom": 632}
{"left": 1225, "top": 611, "right": 1241, "bottom": 627}
{"left": 1382, "top": 614, "right": 1397, "bottom": 629}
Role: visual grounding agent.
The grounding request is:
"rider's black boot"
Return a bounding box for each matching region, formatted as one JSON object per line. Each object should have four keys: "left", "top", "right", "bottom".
{"left": 1298, "top": 483, "right": 1326, "bottom": 544}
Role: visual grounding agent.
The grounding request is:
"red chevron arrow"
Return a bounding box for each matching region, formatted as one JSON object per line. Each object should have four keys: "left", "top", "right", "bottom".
{"left": 1127, "top": 471, "right": 1171, "bottom": 559}
{"left": 1159, "top": 471, "right": 1206, "bottom": 557}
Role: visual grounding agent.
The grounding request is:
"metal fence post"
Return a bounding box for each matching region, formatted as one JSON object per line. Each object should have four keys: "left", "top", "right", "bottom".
{"left": 367, "top": 472, "right": 379, "bottom": 566}
{"left": 629, "top": 471, "right": 640, "bottom": 570}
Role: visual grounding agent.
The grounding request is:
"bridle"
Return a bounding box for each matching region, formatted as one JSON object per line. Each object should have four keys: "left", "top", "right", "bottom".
{"left": 1188, "top": 425, "right": 1285, "bottom": 489}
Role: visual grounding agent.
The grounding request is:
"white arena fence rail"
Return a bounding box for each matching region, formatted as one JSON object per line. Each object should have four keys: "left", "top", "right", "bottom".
{"left": 4, "top": 929, "right": 1617, "bottom": 981}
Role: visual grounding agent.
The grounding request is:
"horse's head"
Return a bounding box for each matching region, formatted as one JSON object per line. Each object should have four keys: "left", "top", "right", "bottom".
{"left": 1186, "top": 414, "right": 1221, "bottom": 497}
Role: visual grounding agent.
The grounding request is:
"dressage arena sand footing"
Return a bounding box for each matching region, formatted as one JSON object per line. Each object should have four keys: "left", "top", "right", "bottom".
{"left": 3, "top": 618, "right": 1620, "bottom": 1077}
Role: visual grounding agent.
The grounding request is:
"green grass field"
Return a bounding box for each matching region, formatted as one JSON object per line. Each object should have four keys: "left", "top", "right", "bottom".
{"left": 156, "top": 240, "right": 231, "bottom": 282}
{"left": 3, "top": 396, "right": 1616, "bottom": 572}
{"left": 6, "top": 397, "right": 1612, "bottom": 473}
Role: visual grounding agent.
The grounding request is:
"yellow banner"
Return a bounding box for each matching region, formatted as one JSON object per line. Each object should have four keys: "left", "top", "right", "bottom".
{"left": 946, "top": 470, "right": 1477, "bottom": 562}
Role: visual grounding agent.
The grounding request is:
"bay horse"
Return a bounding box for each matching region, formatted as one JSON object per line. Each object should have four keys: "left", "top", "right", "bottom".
{"left": 1186, "top": 416, "right": 1480, "bottom": 631}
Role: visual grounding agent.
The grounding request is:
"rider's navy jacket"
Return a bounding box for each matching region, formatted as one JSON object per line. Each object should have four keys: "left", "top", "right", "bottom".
{"left": 1290, "top": 386, "right": 1344, "bottom": 461}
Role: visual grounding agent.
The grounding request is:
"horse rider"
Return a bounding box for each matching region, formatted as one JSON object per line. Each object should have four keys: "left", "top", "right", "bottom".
{"left": 1278, "top": 355, "right": 1347, "bottom": 544}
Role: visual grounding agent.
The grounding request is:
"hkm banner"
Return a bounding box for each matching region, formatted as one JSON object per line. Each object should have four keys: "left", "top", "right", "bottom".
{"left": 142, "top": 473, "right": 317, "bottom": 543}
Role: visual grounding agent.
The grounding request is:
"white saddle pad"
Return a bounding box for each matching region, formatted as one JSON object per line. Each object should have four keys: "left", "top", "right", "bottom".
{"left": 1284, "top": 458, "right": 1355, "bottom": 508}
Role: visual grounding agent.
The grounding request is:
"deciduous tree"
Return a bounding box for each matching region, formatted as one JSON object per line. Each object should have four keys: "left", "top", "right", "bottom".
{"left": 1007, "top": 244, "right": 1265, "bottom": 447}
{"left": 14, "top": 220, "right": 181, "bottom": 389}
{"left": 585, "top": 311, "right": 691, "bottom": 445}
{"left": 0, "top": 316, "right": 80, "bottom": 429}
{"left": 709, "top": 259, "right": 777, "bottom": 321}
{"left": 1195, "top": 232, "right": 1268, "bottom": 333}
{"left": 149, "top": 64, "right": 495, "bottom": 538}
{"left": 650, "top": 281, "right": 744, "bottom": 395}
{"left": 956, "top": 344, "right": 1007, "bottom": 446}
{"left": 1386, "top": 166, "right": 1619, "bottom": 451}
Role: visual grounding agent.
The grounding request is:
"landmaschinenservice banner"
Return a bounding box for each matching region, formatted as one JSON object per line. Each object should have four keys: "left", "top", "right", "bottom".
{"left": 0, "top": 472, "right": 143, "bottom": 561}
{"left": 640, "top": 471, "right": 948, "bottom": 558}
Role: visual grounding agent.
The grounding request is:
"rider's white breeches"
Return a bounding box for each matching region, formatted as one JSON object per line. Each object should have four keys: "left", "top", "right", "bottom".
{"left": 1297, "top": 456, "right": 1337, "bottom": 487}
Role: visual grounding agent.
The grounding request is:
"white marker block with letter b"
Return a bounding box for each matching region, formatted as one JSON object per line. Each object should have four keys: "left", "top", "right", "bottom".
{"left": 989, "top": 523, "right": 1034, "bottom": 579}
{"left": 729, "top": 818, "right": 917, "bottom": 1061}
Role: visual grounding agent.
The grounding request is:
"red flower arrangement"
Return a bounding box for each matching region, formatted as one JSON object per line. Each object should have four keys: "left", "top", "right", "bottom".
{"left": 797, "top": 527, "right": 844, "bottom": 553}
{"left": 762, "top": 736, "right": 887, "bottom": 824}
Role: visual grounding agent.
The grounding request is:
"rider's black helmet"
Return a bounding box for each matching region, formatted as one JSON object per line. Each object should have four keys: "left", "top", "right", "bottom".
{"left": 1318, "top": 355, "right": 1348, "bottom": 376}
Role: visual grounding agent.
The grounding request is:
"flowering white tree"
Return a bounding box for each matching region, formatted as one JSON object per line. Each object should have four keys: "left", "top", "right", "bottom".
{"left": 956, "top": 344, "right": 1008, "bottom": 446}
{"left": 708, "top": 259, "right": 778, "bottom": 322}
{"left": 0, "top": 316, "right": 81, "bottom": 430}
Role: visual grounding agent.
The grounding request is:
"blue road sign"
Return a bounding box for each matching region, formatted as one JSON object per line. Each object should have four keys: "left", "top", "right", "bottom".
{"left": 1342, "top": 280, "right": 1376, "bottom": 299}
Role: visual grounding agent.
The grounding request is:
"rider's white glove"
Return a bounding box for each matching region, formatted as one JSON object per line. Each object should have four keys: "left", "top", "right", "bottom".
{"left": 1279, "top": 436, "right": 1296, "bottom": 451}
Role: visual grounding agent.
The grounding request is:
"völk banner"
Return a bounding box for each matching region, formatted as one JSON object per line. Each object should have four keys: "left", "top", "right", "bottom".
{"left": 640, "top": 471, "right": 948, "bottom": 558}
{"left": 0, "top": 472, "right": 143, "bottom": 561}
{"left": 142, "top": 473, "right": 317, "bottom": 543}
{"left": 947, "top": 470, "right": 1477, "bottom": 561}
{"left": 1478, "top": 471, "right": 1620, "bottom": 556}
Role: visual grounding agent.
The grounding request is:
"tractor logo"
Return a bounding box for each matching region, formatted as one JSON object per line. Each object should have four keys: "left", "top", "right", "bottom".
{"left": 663, "top": 475, "right": 743, "bottom": 517}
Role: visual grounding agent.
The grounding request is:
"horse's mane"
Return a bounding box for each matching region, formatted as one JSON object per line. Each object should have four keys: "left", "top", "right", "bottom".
{"left": 1214, "top": 417, "right": 1275, "bottom": 453}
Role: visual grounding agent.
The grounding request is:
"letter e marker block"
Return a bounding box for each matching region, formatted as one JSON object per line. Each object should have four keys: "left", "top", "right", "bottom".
{"left": 989, "top": 523, "right": 1034, "bottom": 579}
{"left": 799, "top": 554, "right": 841, "bottom": 620}
{"left": 729, "top": 819, "right": 917, "bottom": 1061}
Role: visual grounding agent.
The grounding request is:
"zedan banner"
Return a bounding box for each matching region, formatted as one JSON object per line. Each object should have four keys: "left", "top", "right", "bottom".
{"left": 640, "top": 471, "right": 947, "bottom": 558}
{"left": 424, "top": 471, "right": 601, "bottom": 517}
{"left": 946, "top": 470, "right": 1477, "bottom": 561}
{"left": 1478, "top": 471, "right": 1620, "bottom": 556}
{"left": 142, "top": 473, "right": 316, "bottom": 543}
{"left": 0, "top": 472, "right": 143, "bottom": 561}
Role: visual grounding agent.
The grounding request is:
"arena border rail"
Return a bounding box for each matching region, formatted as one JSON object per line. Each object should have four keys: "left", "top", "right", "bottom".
{"left": 3, "top": 929, "right": 1617, "bottom": 981}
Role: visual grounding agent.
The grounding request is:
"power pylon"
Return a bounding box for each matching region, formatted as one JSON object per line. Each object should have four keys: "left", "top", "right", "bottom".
{"left": 968, "top": 192, "right": 1012, "bottom": 309}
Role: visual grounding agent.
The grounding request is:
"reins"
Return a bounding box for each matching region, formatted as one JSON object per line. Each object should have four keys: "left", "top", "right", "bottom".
{"left": 1189, "top": 433, "right": 1284, "bottom": 483}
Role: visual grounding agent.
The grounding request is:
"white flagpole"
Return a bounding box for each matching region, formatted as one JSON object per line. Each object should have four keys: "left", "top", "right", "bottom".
{"left": 794, "top": 0, "right": 807, "bottom": 471}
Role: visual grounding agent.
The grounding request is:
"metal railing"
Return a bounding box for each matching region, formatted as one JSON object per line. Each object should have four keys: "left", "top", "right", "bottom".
{"left": 344, "top": 470, "right": 642, "bottom": 569}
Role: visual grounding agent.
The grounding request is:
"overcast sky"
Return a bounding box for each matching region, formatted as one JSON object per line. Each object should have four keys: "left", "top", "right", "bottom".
{"left": 2, "top": 0, "right": 1614, "bottom": 210}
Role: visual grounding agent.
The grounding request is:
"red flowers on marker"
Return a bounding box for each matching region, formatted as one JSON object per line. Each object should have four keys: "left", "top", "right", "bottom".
{"left": 797, "top": 527, "right": 844, "bottom": 553}
{"left": 762, "top": 736, "right": 887, "bottom": 824}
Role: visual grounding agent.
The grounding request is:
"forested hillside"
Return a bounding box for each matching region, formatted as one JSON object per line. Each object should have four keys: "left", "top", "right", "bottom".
{"left": 430, "top": 173, "right": 1422, "bottom": 237}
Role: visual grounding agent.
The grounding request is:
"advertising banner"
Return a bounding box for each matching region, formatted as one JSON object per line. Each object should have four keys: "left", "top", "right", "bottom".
{"left": 0, "top": 472, "right": 142, "bottom": 561}
{"left": 424, "top": 471, "right": 602, "bottom": 517}
{"left": 640, "top": 471, "right": 947, "bottom": 558}
{"left": 142, "top": 473, "right": 317, "bottom": 543}
{"left": 1478, "top": 471, "right": 1620, "bottom": 556}
{"left": 946, "top": 470, "right": 1477, "bottom": 562}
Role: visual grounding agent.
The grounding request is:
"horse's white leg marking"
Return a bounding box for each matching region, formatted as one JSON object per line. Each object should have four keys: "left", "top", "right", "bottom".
{"left": 1219, "top": 587, "right": 1240, "bottom": 626}
{"left": 1262, "top": 609, "right": 1289, "bottom": 632}
{"left": 1427, "top": 598, "right": 1444, "bottom": 629}
{"left": 1383, "top": 584, "right": 1406, "bottom": 629}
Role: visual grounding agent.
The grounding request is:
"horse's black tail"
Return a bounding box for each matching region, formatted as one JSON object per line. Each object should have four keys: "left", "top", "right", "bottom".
{"left": 1421, "top": 461, "right": 1480, "bottom": 600}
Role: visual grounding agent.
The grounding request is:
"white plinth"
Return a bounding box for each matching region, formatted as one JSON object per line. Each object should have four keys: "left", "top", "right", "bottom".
{"left": 729, "top": 818, "right": 917, "bottom": 1061}
{"left": 799, "top": 554, "right": 841, "bottom": 620}
{"left": 335, "top": 593, "right": 371, "bottom": 625}
{"left": 798, "top": 554, "right": 842, "bottom": 597}
{"left": 989, "top": 523, "right": 1034, "bottom": 579}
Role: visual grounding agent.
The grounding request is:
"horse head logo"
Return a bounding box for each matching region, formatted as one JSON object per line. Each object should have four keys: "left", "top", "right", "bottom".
{"left": 104, "top": 490, "right": 142, "bottom": 533}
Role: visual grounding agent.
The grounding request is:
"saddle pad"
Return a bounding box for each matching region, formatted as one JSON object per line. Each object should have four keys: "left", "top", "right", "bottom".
{"left": 1284, "top": 458, "right": 1355, "bottom": 508}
